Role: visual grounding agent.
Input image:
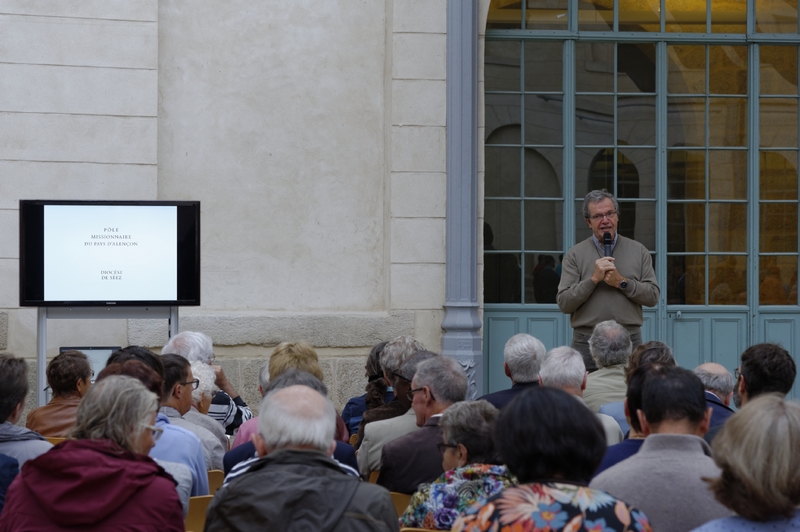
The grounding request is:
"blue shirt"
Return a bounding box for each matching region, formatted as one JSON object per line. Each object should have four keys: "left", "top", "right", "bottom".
{"left": 593, "top": 438, "right": 645, "bottom": 477}
{"left": 150, "top": 412, "right": 209, "bottom": 496}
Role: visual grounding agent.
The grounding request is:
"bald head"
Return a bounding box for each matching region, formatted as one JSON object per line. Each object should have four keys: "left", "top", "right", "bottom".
{"left": 693, "top": 363, "right": 734, "bottom": 405}
{"left": 257, "top": 384, "right": 336, "bottom": 454}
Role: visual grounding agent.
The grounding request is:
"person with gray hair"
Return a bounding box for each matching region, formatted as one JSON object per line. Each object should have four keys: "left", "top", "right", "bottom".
{"left": 183, "top": 361, "right": 228, "bottom": 451}
{"left": 693, "top": 362, "right": 735, "bottom": 444}
{"left": 538, "top": 346, "right": 623, "bottom": 445}
{"left": 204, "top": 385, "right": 398, "bottom": 532}
{"left": 378, "top": 356, "right": 468, "bottom": 494}
{"left": 557, "top": 189, "right": 659, "bottom": 372}
{"left": 583, "top": 320, "right": 632, "bottom": 412}
{"left": 162, "top": 331, "right": 252, "bottom": 434}
{"left": 478, "top": 333, "right": 545, "bottom": 410}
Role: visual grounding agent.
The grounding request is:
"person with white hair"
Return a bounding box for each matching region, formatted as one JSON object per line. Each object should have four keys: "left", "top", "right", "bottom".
{"left": 183, "top": 361, "right": 227, "bottom": 451}
{"left": 693, "top": 362, "right": 735, "bottom": 444}
{"left": 478, "top": 333, "right": 545, "bottom": 410}
{"left": 162, "top": 331, "right": 253, "bottom": 434}
{"left": 204, "top": 385, "right": 398, "bottom": 532}
{"left": 538, "top": 346, "right": 623, "bottom": 445}
{"left": 583, "top": 320, "right": 632, "bottom": 412}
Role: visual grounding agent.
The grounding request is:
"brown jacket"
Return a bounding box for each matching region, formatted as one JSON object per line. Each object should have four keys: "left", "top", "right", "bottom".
{"left": 25, "top": 396, "right": 80, "bottom": 437}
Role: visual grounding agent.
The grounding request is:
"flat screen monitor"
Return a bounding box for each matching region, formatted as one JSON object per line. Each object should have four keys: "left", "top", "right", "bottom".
{"left": 20, "top": 200, "right": 200, "bottom": 307}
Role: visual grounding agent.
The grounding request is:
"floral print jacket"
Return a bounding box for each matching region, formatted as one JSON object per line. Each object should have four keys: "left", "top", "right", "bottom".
{"left": 398, "top": 463, "right": 517, "bottom": 530}
{"left": 452, "top": 481, "right": 652, "bottom": 532}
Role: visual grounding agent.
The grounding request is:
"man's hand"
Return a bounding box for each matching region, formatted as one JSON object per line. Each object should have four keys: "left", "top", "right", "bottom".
{"left": 591, "top": 257, "right": 617, "bottom": 284}
{"left": 603, "top": 268, "right": 625, "bottom": 288}
{"left": 212, "top": 364, "right": 239, "bottom": 399}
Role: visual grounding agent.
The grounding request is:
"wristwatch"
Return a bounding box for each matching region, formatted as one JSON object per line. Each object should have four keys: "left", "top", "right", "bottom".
{"left": 619, "top": 278, "right": 628, "bottom": 289}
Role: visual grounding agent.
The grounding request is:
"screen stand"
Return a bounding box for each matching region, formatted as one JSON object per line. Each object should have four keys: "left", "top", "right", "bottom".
{"left": 36, "top": 306, "right": 180, "bottom": 407}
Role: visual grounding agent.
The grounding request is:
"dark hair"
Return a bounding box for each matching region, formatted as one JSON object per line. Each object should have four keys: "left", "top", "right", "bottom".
{"left": 365, "top": 342, "right": 388, "bottom": 409}
{"left": 162, "top": 354, "right": 191, "bottom": 396}
{"left": 47, "top": 350, "right": 92, "bottom": 397}
{"left": 0, "top": 355, "right": 28, "bottom": 423}
{"left": 97, "top": 360, "right": 165, "bottom": 401}
{"left": 264, "top": 368, "right": 328, "bottom": 396}
{"left": 740, "top": 343, "right": 796, "bottom": 398}
{"left": 626, "top": 362, "right": 667, "bottom": 433}
{"left": 625, "top": 341, "right": 675, "bottom": 384}
{"left": 107, "top": 346, "right": 165, "bottom": 379}
{"left": 641, "top": 366, "right": 707, "bottom": 426}
{"left": 495, "top": 387, "right": 605, "bottom": 483}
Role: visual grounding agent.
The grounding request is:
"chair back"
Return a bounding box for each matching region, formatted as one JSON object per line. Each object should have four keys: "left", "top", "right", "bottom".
{"left": 185, "top": 495, "right": 213, "bottom": 532}
{"left": 45, "top": 437, "right": 66, "bottom": 446}
{"left": 390, "top": 491, "right": 412, "bottom": 518}
{"left": 349, "top": 433, "right": 358, "bottom": 446}
{"left": 207, "top": 469, "right": 224, "bottom": 495}
{"left": 368, "top": 470, "right": 380, "bottom": 483}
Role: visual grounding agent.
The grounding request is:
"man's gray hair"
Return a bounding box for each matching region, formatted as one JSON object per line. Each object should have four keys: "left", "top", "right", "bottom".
{"left": 396, "top": 350, "right": 439, "bottom": 382}
{"left": 162, "top": 331, "right": 214, "bottom": 364}
{"left": 503, "top": 334, "right": 546, "bottom": 383}
{"left": 263, "top": 368, "right": 328, "bottom": 397}
{"left": 589, "top": 320, "right": 632, "bottom": 368}
{"left": 583, "top": 189, "right": 619, "bottom": 219}
{"left": 190, "top": 361, "right": 217, "bottom": 404}
{"left": 440, "top": 400, "right": 500, "bottom": 464}
{"left": 694, "top": 365, "right": 735, "bottom": 399}
{"left": 539, "top": 346, "right": 586, "bottom": 390}
{"left": 381, "top": 335, "right": 426, "bottom": 375}
{"left": 414, "top": 356, "right": 468, "bottom": 405}
{"left": 259, "top": 385, "right": 336, "bottom": 452}
{"left": 258, "top": 360, "right": 271, "bottom": 395}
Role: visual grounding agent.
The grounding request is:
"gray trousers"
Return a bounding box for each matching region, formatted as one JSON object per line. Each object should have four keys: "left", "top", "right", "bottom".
{"left": 572, "top": 329, "right": 642, "bottom": 373}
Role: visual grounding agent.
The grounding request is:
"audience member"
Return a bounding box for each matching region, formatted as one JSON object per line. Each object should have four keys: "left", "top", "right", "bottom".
{"left": 693, "top": 362, "right": 735, "bottom": 443}
{"left": 162, "top": 331, "right": 253, "bottom": 434}
{"left": 734, "top": 342, "right": 796, "bottom": 407}
{"left": 355, "top": 335, "right": 425, "bottom": 448}
{"left": 341, "top": 341, "right": 392, "bottom": 435}
{"left": 400, "top": 400, "right": 515, "bottom": 530}
{"left": 0, "top": 355, "right": 52, "bottom": 466}
{"left": 453, "top": 387, "right": 650, "bottom": 531}
{"left": 694, "top": 394, "right": 800, "bottom": 531}
{"left": 184, "top": 360, "right": 228, "bottom": 451}
{"left": 583, "top": 320, "right": 632, "bottom": 412}
{"left": 25, "top": 350, "right": 92, "bottom": 437}
{"left": 159, "top": 354, "right": 225, "bottom": 470}
{"left": 538, "top": 346, "right": 623, "bottom": 444}
{"left": 591, "top": 366, "right": 731, "bottom": 531}
{"left": 0, "top": 454, "right": 18, "bottom": 515}
{"left": 0, "top": 376, "right": 184, "bottom": 531}
{"left": 377, "top": 356, "right": 468, "bottom": 494}
{"left": 478, "top": 333, "right": 544, "bottom": 409}
{"left": 205, "top": 385, "right": 398, "bottom": 531}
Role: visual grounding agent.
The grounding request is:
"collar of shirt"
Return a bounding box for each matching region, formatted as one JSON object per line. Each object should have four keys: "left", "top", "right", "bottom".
{"left": 591, "top": 233, "right": 619, "bottom": 256}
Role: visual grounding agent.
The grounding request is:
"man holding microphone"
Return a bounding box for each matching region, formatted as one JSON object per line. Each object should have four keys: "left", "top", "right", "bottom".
{"left": 557, "top": 190, "right": 660, "bottom": 372}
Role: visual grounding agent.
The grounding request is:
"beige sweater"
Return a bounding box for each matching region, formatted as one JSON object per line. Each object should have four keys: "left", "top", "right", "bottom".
{"left": 557, "top": 236, "right": 659, "bottom": 332}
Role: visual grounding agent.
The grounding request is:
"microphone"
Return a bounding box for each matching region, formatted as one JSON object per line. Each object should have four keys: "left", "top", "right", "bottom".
{"left": 603, "top": 232, "right": 613, "bottom": 257}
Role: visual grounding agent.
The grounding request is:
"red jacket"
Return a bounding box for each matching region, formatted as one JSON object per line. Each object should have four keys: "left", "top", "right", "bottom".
{"left": 0, "top": 439, "right": 184, "bottom": 531}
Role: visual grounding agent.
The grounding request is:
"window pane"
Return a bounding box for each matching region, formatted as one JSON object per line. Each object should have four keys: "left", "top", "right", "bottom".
{"left": 485, "top": 200, "right": 521, "bottom": 250}
{"left": 525, "top": 42, "right": 563, "bottom": 92}
{"left": 668, "top": 202, "right": 706, "bottom": 252}
{"left": 525, "top": 148, "right": 563, "bottom": 198}
{"left": 525, "top": 94, "right": 563, "bottom": 145}
{"left": 760, "top": 203, "right": 799, "bottom": 253}
{"left": 619, "top": 201, "right": 656, "bottom": 250}
{"left": 578, "top": 0, "right": 614, "bottom": 30}
{"left": 668, "top": 150, "right": 705, "bottom": 200}
{"left": 708, "top": 203, "right": 747, "bottom": 252}
{"left": 668, "top": 98, "right": 706, "bottom": 147}
{"left": 575, "top": 148, "right": 603, "bottom": 196}
{"left": 486, "top": 95, "right": 522, "bottom": 145}
{"left": 487, "top": 0, "right": 523, "bottom": 29}
{"left": 484, "top": 252, "right": 522, "bottom": 303}
{"left": 486, "top": 147, "right": 521, "bottom": 197}
{"left": 756, "top": 0, "right": 799, "bottom": 33}
{"left": 709, "top": 98, "right": 747, "bottom": 147}
{"left": 618, "top": 44, "right": 657, "bottom": 93}
{"left": 760, "top": 151, "right": 799, "bottom": 200}
{"left": 709, "top": 256, "right": 747, "bottom": 305}
{"left": 667, "top": 255, "right": 706, "bottom": 304}
{"left": 485, "top": 41, "right": 520, "bottom": 91}
{"left": 711, "top": 0, "right": 746, "bottom": 33}
{"left": 666, "top": 0, "right": 706, "bottom": 33}
{"left": 576, "top": 43, "right": 614, "bottom": 93}
{"left": 586, "top": 148, "right": 615, "bottom": 191}
{"left": 526, "top": 253, "right": 562, "bottom": 304}
{"left": 668, "top": 45, "right": 705, "bottom": 95}
{"left": 760, "top": 98, "right": 799, "bottom": 148}
{"left": 525, "top": 200, "right": 563, "bottom": 250}
{"left": 760, "top": 256, "right": 798, "bottom": 305}
{"left": 576, "top": 95, "right": 615, "bottom": 145}
{"left": 760, "top": 46, "right": 798, "bottom": 96}
{"left": 619, "top": 0, "right": 661, "bottom": 31}
{"left": 619, "top": 148, "right": 656, "bottom": 198}
{"left": 576, "top": 200, "right": 593, "bottom": 242}
{"left": 526, "top": 0, "right": 568, "bottom": 29}
{"left": 618, "top": 96, "right": 656, "bottom": 145}
{"left": 709, "top": 46, "right": 747, "bottom": 95}
{"left": 709, "top": 151, "right": 747, "bottom": 200}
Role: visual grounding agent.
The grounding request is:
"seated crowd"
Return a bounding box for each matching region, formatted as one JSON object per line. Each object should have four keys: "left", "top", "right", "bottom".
{"left": 0, "top": 325, "right": 798, "bottom": 532}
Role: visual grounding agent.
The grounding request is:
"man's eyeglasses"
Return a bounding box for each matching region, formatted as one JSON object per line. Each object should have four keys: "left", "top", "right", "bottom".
{"left": 436, "top": 442, "right": 457, "bottom": 455}
{"left": 141, "top": 424, "right": 164, "bottom": 442}
{"left": 734, "top": 367, "right": 741, "bottom": 381}
{"left": 588, "top": 210, "right": 618, "bottom": 222}
{"left": 407, "top": 386, "right": 435, "bottom": 402}
{"left": 181, "top": 378, "right": 200, "bottom": 390}
{"left": 391, "top": 370, "right": 411, "bottom": 383}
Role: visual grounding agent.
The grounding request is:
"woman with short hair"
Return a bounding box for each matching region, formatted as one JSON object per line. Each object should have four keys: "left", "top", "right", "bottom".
{"left": 25, "top": 350, "right": 92, "bottom": 437}
{"left": 399, "top": 400, "right": 516, "bottom": 530}
{"left": 0, "top": 375, "right": 184, "bottom": 531}
{"left": 692, "top": 394, "right": 800, "bottom": 531}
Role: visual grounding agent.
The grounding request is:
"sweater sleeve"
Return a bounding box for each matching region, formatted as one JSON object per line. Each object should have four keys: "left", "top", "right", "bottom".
{"left": 557, "top": 247, "right": 598, "bottom": 314}
{"left": 620, "top": 245, "right": 660, "bottom": 307}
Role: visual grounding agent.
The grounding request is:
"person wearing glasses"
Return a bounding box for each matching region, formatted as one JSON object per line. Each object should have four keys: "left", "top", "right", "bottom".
{"left": 159, "top": 354, "right": 225, "bottom": 470}
{"left": 399, "top": 400, "right": 516, "bottom": 530}
{"left": 0, "top": 375, "right": 184, "bottom": 531}
{"left": 26, "top": 350, "right": 93, "bottom": 437}
{"left": 557, "top": 189, "right": 660, "bottom": 372}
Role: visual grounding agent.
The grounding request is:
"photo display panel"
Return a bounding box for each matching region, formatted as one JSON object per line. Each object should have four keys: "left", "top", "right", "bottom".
{"left": 43, "top": 205, "right": 178, "bottom": 302}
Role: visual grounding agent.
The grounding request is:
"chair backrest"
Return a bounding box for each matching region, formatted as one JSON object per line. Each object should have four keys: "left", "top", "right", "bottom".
{"left": 390, "top": 491, "right": 412, "bottom": 518}
{"left": 185, "top": 495, "right": 214, "bottom": 532}
{"left": 349, "top": 433, "right": 358, "bottom": 446}
{"left": 45, "top": 437, "right": 66, "bottom": 446}
{"left": 207, "top": 469, "right": 224, "bottom": 495}
{"left": 368, "top": 470, "right": 380, "bottom": 483}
